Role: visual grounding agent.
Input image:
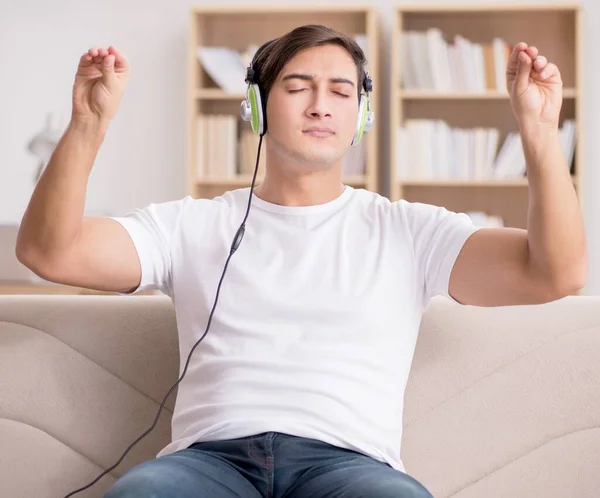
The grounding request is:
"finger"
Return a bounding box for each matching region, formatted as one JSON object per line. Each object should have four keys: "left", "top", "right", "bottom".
{"left": 526, "top": 46, "right": 539, "bottom": 60}
{"left": 79, "top": 52, "right": 93, "bottom": 66}
{"left": 98, "top": 47, "right": 109, "bottom": 57}
{"left": 537, "top": 62, "right": 561, "bottom": 82}
{"left": 507, "top": 42, "right": 528, "bottom": 69}
{"left": 107, "top": 46, "right": 130, "bottom": 70}
{"left": 88, "top": 46, "right": 103, "bottom": 64}
{"left": 100, "top": 54, "right": 117, "bottom": 85}
{"left": 514, "top": 49, "right": 533, "bottom": 95}
{"left": 533, "top": 55, "right": 547, "bottom": 72}
{"left": 102, "top": 54, "right": 115, "bottom": 68}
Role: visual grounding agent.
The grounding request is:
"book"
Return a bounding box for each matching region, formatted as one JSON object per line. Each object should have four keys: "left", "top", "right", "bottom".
{"left": 400, "top": 29, "right": 512, "bottom": 92}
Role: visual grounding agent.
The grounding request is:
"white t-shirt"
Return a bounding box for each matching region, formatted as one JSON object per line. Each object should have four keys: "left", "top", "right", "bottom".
{"left": 111, "top": 186, "right": 480, "bottom": 472}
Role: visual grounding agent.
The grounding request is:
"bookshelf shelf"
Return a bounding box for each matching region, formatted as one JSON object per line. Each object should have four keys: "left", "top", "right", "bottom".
{"left": 399, "top": 176, "right": 577, "bottom": 188}
{"left": 195, "top": 89, "right": 245, "bottom": 100}
{"left": 190, "top": 5, "right": 376, "bottom": 14}
{"left": 401, "top": 88, "right": 577, "bottom": 100}
{"left": 394, "top": 3, "right": 580, "bottom": 13}
{"left": 391, "top": 4, "right": 583, "bottom": 230}
{"left": 187, "top": 6, "right": 379, "bottom": 199}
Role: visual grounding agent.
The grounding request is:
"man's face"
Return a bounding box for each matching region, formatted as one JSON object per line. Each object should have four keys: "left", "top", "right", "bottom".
{"left": 265, "top": 44, "right": 360, "bottom": 171}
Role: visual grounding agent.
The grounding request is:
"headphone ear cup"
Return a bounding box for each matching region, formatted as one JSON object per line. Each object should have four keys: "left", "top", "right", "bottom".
{"left": 351, "top": 95, "right": 368, "bottom": 146}
{"left": 248, "top": 84, "right": 264, "bottom": 136}
{"left": 241, "top": 84, "right": 268, "bottom": 136}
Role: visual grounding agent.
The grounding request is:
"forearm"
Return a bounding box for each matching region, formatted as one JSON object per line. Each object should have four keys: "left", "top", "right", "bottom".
{"left": 522, "top": 123, "right": 587, "bottom": 292}
{"left": 17, "top": 118, "right": 109, "bottom": 261}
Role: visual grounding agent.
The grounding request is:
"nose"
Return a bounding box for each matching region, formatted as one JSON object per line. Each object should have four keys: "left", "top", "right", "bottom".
{"left": 305, "top": 87, "right": 332, "bottom": 119}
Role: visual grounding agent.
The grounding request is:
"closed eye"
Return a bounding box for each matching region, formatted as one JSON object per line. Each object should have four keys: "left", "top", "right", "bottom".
{"left": 287, "top": 89, "right": 349, "bottom": 98}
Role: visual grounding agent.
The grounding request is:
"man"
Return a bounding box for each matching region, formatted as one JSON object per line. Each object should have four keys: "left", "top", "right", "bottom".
{"left": 16, "top": 24, "right": 586, "bottom": 498}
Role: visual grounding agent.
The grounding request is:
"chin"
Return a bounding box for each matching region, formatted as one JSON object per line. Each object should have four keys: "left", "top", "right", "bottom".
{"left": 268, "top": 134, "right": 347, "bottom": 170}
{"left": 290, "top": 147, "right": 344, "bottom": 170}
{"left": 298, "top": 137, "right": 347, "bottom": 163}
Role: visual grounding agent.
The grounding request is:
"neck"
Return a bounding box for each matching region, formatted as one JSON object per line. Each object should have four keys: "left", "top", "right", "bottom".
{"left": 253, "top": 155, "right": 345, "bottom": 207}
{"left": 254, "top": 169, "right": 344, "bottom": 207}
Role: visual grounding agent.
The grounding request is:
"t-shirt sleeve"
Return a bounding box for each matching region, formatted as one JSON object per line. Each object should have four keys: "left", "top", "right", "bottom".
{"left": 110, "top": 198, "right": 187, "bottom": 296}
{"left": 401, "top": 200, "right": 482, "bottom": 305}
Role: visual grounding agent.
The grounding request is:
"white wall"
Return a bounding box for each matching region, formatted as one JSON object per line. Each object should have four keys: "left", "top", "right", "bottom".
{"left": 1, "top": 0, "right": 597, "bottom": 294}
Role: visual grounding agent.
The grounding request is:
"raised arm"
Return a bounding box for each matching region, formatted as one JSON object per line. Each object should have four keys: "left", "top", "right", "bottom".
{"left": 449, "top": 42, "right": 587, "bottom": 307}
{"left": 16, "top": 46, "right": 142, "bottom": 293}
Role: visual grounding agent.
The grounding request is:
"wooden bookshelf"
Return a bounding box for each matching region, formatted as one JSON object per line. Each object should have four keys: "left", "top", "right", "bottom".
{"left": 391, "top": 3, "right": 583, "bottom": 230}
{"left": 188, "top": 5, "right": 380, "bottom": 200}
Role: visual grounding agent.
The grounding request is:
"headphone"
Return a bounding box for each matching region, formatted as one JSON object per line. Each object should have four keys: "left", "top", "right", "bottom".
{"left": 240, "top": 39, "right": 375, "bottom": 146}
{"left": 64, "top": 37, "right": 373, "bottom": 498}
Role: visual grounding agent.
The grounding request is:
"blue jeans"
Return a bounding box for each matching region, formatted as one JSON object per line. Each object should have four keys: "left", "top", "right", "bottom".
{"left": 104, "top": 431, "right": 434, "bottom": 498}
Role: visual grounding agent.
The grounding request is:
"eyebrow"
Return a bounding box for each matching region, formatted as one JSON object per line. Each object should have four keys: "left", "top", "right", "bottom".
{"left": 280, "top": 73, "right": 355, "bottom": 86}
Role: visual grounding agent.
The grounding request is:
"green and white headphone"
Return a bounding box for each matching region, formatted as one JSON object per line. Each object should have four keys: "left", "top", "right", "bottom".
{"left": 240, "top": 40, "right": 375, "bottom": 146}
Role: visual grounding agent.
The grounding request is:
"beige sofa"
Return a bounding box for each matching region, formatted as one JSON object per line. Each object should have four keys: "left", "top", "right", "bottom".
{"left": 1, "top": 294, "right": 599, "bottom": 498}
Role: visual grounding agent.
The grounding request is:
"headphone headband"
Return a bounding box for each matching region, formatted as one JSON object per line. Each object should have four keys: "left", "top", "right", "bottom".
{"left": 245, "top": 67, "right": 256, "bottom": 85}
{"left": 245, "top": 38, "right": 277, "bottom": 85}
{"left": 363, "top": 71, "right": 373, "bottom": 93}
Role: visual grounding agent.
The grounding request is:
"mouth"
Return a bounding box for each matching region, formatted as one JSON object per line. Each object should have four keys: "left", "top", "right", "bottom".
{"left": 303, "top": 127, "right": 335, "bottom": 138}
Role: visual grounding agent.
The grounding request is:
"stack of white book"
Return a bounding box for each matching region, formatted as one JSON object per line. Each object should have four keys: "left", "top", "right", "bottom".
{"left": 493, "top": 119, "right": 577, "bottom": 178}
{"left": 397, "top": 119, "right": 576, "bottom": 180}
{"left": 195, "top": 115, "right": 238, "bottom": 178}
{"left": 400, "top": 28, "right": 512, "bottom": 92}
{"left": 396, "top": 119, "right": 500, "bottom": 180}
{"left": 195, "top": 116, "right": 269, "bottom": 180}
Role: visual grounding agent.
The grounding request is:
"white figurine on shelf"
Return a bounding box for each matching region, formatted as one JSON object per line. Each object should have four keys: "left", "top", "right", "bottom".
{"left": 26, "top": 112, "right": 64, "bottom": 182}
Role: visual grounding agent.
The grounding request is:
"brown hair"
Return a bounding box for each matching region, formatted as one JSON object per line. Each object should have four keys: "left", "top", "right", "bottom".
{"left": 252, "top": 24, "right": 368, "bottom": 103}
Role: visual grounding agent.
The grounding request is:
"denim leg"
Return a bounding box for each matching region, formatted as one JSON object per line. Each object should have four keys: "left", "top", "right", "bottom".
{"left": 103, "top": 445, "right": 263, "bottom": 498}
{"left": 274, "top": 434, "right": 434, "bottom": 498}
